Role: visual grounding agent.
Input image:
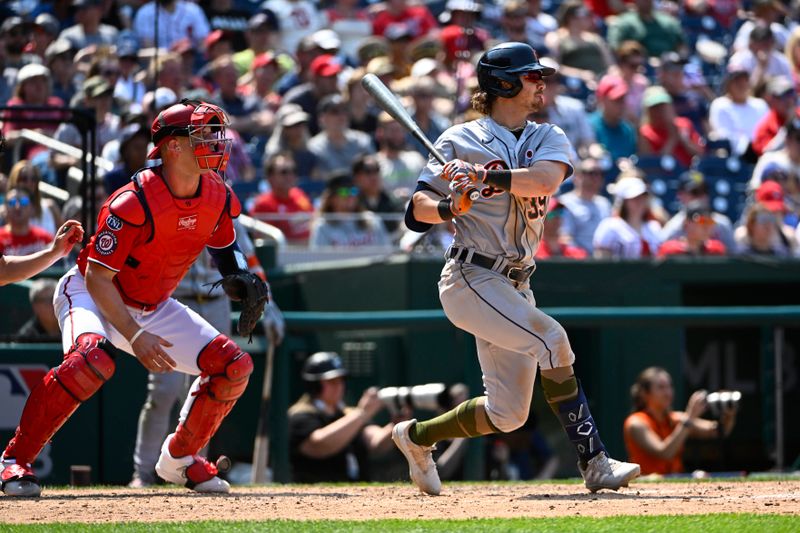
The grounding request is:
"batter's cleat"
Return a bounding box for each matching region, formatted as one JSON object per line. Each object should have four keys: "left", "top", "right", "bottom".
{"left": 579, "top": 451, "right": 640, "bottom": 493}
{"left": 392, "top": 419, "right": 441, "bottom": 496}
{"left": 1, "top": 458, "right": 41, "bottom": 497}
{"left": 155, "top": 435, "right": 230, "bottom": 494}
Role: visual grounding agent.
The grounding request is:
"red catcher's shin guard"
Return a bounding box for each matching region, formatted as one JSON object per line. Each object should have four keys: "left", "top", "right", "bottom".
{"left": 3, "top": 334, "right": 115, "bottom": 465}
{"left": 168, "top": 335, "right": 252, "bottom": 458}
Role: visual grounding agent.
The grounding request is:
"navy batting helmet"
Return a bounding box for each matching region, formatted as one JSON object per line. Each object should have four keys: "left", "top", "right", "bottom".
{"left": 477, "top": 42, "right": 556, "bottom": 98}
{"left": 301, "top": 351, "right": 348, "bottom": 381}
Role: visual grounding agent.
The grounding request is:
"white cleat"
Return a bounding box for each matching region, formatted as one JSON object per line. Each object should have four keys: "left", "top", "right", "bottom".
{"left": 155, "top": 435, "right": 230, "bottom": 494}
{"left": 1, "top": 458, "right": 42, "bottom": 498}
{"left": 579, "top": 451, "right": 640, "bottom": 493}
{"left": 392, "top": 419, "right": 441, "bottom": 496}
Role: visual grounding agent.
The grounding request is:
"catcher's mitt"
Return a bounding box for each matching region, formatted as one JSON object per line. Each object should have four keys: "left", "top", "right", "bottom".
{"left": 217, "top": 272, "right": 270, "bottom": 340}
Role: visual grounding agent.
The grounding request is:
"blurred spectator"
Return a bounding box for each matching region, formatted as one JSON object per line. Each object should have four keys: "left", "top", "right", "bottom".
{"left": 624, "top": 367, "right": 738, "bottom": 475}
{"left": 275, "top": 34, "right": 323, "bottom": 96}
{"left": 264, "top": 104, "right": 322, "bottom": 188}
{"left": 659, "top": 170, "right": 735, "bottom": 251}
{"left": 784, "top": 27, "right": 800, "bottom": 92}
{"left": 133, "top": 0, "right": 211, "bottom": 50}
{"left": 0, "top": 188, "right": 54, "bottom": 256}
{"left": 309, "top": 173, "right": 391, "bottom": 248}
{"left": 113, "top": 31, "right": 145, "bottom": 107}
{"left": 751, "top": 118, "right": 800, "bottom": 191}
{"left": 249, "top": 151, "right": 314, "bottom": 243}
{"left": 638, "top": 86, "right": 704, "bottom": 168}
{"left": 496, "top": 0, "right": 529, "bottom": 44}
{"left": 540, "top": 69, "right": 595, "bottom": 158}
{"left": 146, "top": 52, "right": 186, "bottom": 99}
{"left": 372, "top": 0, "right": 437, "bottom": 41}
{"left": 308, "top": 94, "right": 373, "bottom": 179}
{"left": 204, "top": 30, "right": 234, "bottom": 63}
{"left": 2, "top": 64, "right": 66, "bottom": 145}
{"left": 657, "top": 200, "right": 727, "bottom": 257}
{"left": 17, "top": 278, "right": 60, "bottom": 342}
{"left": 352, "top": 153, "right": 403, "bottom": 235}
{"left": 752, "top": 77, "right": 798, "bottom": 156}
{"left": 606, "top": 0, "right": 684, "bottom": 57}
{"left": 709, "top": 65, "right": 769, "bottom": 156}
{"left": 1, "top": 16, "right": 39, "bottom": 72}
{"left": 344, "top": 68, "right": 379, "bottom": 136}
{"left": 7, "top": 160, "right": 62, "bottom": 236}
{"left": 44, "top": 39, "right": 78, "bottom": 105}
{"left": 758, "top": 165, "right": 800, "bottom": 227}
{"left": 525, "top": 0, "right": 557, "bottom": 54}
{"left": 593, "top": 176, "right": 662, "bottom": 259}
{"left": 558, "top": 158, "right": 612, "bottom": 254}
{"left": 544, "top": 1, "right": 613, "bottom": 82}
{"left": 56, "top": 75, "right": 120, "bottom": 149}
{"left": 658, "top": 52, "right": 709, "bottom": 138}
{"left": 735, "top": 181, "right": 797, "bottom": 255}
{"left": 374, "top": 111, "right": 426, "bottom": 196}
{"left": 59, "top": 0, "right": 119, "bottom": 50}
{"left": 288, "top": 351, "right": 399, "bottom": 482}
{"left": 733, "top": 0, "right": 790, "bottom": 54}
{"left": 208, "top": 55, "right": 265, "bottom": 139}
{"left": 384, "top": 23, "right": 414, "bottom": 80}
{"left": 591, "top": 75, "right": 637, "bottom": 162}
{"left": 102, "top": 123, "right": 150, "bottom": 195}
{"left": 728, "top": 24, "right": 792, "bottom": 90}
{"left": 263, "top": 0, "right": 323, "bottom": 56}
{"left": 284, "top": 54, "right": 343, "bottom": 135}
{"left": 406, "top": 76, "right": 451, "bottom": 158}
{"left": 324, "top": 0, "right": 372, "bottom": 63}
{"left": 203, "top": 0, "right": 252, "bottom": 51}
{"left": 30, "top": 13, "right": 61, "bottom": 60}
{"left": 232, "top": 11, "right": 281, "bottom": 77}
{"left": 536, "top": 198, "right": 588, "bottom": 259}
{"left": 240, "top": 52, "right": 283, "bottom": 114}
{"left": 607, "top": 41, "right": 650, "bottom": 125}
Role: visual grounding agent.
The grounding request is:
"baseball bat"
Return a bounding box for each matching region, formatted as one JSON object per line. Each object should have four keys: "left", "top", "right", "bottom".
{"left": 251, "top": 330, "right": 276, "bottom": 484}
{"left": 360, "top": 73, "right": 480, "bottom": 201}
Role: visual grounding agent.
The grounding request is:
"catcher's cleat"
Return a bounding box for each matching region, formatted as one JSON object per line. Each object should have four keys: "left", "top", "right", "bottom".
{"left": 155, "top": 435, "right": 230, "bottom": 493}
{"left": 392, "top": 419, "right": 441, "bottom": 496}
{"left": 579, "top": 451, "right": 640, "bottom": 493}
{"left": 1, "top": 457, "right": 41, "bottom": 497}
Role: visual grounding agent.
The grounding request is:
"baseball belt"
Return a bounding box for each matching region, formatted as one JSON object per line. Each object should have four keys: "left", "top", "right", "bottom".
{"left": 447, "top": 246, "right": 535, "bottom": 283}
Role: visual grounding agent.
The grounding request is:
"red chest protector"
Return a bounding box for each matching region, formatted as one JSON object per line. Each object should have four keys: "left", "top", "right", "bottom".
{"left": 112, "top": 169, "right": 230, "bottom": 307}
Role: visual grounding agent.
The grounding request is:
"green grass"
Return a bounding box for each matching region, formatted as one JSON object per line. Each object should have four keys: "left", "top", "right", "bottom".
{"left": 2, "top": 515, "right": 797, "bottom": 533}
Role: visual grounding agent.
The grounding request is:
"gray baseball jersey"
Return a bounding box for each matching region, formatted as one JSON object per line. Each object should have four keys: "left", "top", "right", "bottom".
{"left": 418, "top": 117, "right": 573, "bottom": 265}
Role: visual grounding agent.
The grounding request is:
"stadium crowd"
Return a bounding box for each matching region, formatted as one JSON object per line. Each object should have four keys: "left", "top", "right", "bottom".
{"left": 1, "top": 0, "right": 800, "bottom": 259}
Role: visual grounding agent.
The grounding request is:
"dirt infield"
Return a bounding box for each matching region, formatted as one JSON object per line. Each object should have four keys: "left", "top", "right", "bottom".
{"left": 1, "top": 481, "right": 798, "bottom": 523}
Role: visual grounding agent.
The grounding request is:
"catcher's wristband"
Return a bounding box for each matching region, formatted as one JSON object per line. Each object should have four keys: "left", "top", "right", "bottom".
{"left": 482, "top": 169, "right": 512, "bottom": 191}
{"left": 437, "top": 198, "right": 456, "bottom": 221}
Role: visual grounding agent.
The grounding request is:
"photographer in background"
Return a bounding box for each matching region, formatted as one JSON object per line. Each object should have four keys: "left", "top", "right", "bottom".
{"left": 288, "top": 352, "right": 403, "bottom": 483}
{"left": 623, "top": 367, "right": 738, "bottom": 476}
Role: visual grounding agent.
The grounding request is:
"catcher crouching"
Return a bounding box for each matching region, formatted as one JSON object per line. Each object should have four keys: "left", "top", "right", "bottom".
{"left": 0, "top": 99, "right": 269, "bottom": 497}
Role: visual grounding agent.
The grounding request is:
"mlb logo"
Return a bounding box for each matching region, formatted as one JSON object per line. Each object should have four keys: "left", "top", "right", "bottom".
{"left": 0, "top": 365, "right": 48, "bottom": 429}
{"left": 177, "top": 215, "right": 198, "bottom": 231}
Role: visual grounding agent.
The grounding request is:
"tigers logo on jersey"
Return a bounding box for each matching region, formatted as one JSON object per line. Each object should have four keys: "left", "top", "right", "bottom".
{"left": 480, "top": 159, "right": 508, "bottom": 199}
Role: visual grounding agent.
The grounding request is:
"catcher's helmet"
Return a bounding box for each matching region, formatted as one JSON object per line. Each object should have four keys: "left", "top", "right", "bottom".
{"left": 477, "top": 42, "right": 556, "bottom": 98}
{"left": 301, "top": 352, "right": 349, "bottom": 381}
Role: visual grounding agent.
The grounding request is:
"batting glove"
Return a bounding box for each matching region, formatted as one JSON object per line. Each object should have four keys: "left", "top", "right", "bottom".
{"left": 449, "top": 176, "right": 478, "bottom": 215}
{"left": 442, "top": 159, "right": 485, "bottom": 184}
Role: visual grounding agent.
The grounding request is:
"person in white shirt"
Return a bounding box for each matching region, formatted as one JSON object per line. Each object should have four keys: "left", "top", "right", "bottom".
{"left": 728, "top": 25, "right": 792, "bottom": 89}
{"left": 593, "top": 177, "right": 662, "bottom": 259}
{"left": 558, "top": 158, "right": 612, "bottom": 254}
{"left": 262, "top": 0, "right": 323, "bottom": 56}
{"left": 709, "top": 66, "right": 769, "bottom": 155}
{"left": 133, "top": 0, "right": 211, "bottom": 50}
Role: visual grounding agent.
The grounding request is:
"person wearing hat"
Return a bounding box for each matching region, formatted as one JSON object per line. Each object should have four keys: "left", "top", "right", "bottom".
{"left": 0, "top": 16, "right": 38, "bottom": 71}
{"left": 607, "top": 0, "right": 684, "bottom": 58}
{"left": 232, "top": 10, "right": 284, "bottom": 77}
{"left": 751, "top": 76, "right": 799, "bottom": 156}
{"left": 659, "top": 170, "right": 736, "bottom": 251}
{"left": 2, "top": 64, "right": 66, "bottom": 144}
{"left": 264, "top": 104, "right": 322, "bottom": 187}
{"left": 133, "top": 0, "right": 211, "bottom": 50}
{"left": 43, "top": 38, "right": 78, "bottom": 105}
{"left": 263, "top": 0, "right": 323, "bottom": 59}
{"left": 288, "top": 351, "right": 401, "bottom": 483}
{"left": 638, "top": 85, "right": 704, "bottom": 168}
{"left": 751, "top": 117, "right": 800, "bottom": 192}
{"left": 59, "top": 0, "right": 119, "bottom": 50}
{"left": 593, "top": 176, "right": 663, "bottom": 258}
{"left": 658, "top": 200, "right": 727, "bottom": 256}
{"left": 557, "top": 158, "right": 612, "bottom": 254}
{"left": 535, "top": 197, "right": 588, "bottom": 259}
{"left": 657, "top": 52, "right": 709, "bottom": 138}
{"left": 708, "top": 65, "right": 769, "bottom": 157}
{"left": 30, "top": 13, "right": 60, "bottom": 60}
{"left": 735, "top": 196, "right": 796, "bottom": 256}
{"left": 283, "top": 54, "right": 344, "bottom": 135}
{"left": 53, "top": 75, "right": 121, "bottom": 158}
{"left": 590, "top": 75, "right": 637, "bottom": 162}
{"left": 308, "top": 94, "right": 374, "bottom": 179}
{"left": 309, "top": 172, "right": 391, "bottom": 248}
{"left": 372, "top": 0, "right": 437, "bottom": 41}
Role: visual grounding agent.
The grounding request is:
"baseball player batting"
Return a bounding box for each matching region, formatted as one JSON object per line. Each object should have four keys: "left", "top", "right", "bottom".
{"left": 394, "top": 42, "right": 641, "bottom": 495}
{"left": 0, "top": 99, "right": 269, "bottom": 497}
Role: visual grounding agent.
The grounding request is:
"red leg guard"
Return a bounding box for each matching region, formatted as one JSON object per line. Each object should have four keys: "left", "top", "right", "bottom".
{"left": 168, "top": 335, "right": 253, "bottom": 457}
{"left": 3, "top": 334, "right": 115, "bottom": 465}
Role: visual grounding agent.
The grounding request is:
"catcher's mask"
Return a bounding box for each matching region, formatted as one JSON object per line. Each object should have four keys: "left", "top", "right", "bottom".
{"left": 148, "top": 98, "right": 232, "bottom": 171}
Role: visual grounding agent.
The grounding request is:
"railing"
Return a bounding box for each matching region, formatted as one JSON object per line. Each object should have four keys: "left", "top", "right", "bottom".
{"left": 278, "top": 305, "right": 800, "bottom": 471}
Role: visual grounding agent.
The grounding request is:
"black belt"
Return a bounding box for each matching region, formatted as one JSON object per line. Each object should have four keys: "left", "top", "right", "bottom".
{"left": 447, "top": 247, "right": 535, "bottom": 283}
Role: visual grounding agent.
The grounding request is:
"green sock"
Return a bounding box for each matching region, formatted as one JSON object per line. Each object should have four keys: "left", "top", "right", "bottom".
{"left": 409, "top": 398, "right": 498, "bottom": 446}
{"left": 540, "top": 374, "right": 578, "bottom": 414}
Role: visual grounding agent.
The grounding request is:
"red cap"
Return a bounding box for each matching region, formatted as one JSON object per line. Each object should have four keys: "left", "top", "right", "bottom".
{"left": 756, "top": 180, "right": 786, "bottom": 213}
{"left": 310, "top": 54, "right": 342, "bottom": 77}
{"left": 252, "top": 52, "right": 277, "bottom": 70}
{"left": 596, "top": 75, "right": 628, "bottom": 101}
{"left": 148, "top": 101, "right": 196, "bottom": 159}
{"left": 440, "top": 25, "right": 485, "bottom": 61}
{"left": 205, "top": 29, "right": 226, "bottom": 49}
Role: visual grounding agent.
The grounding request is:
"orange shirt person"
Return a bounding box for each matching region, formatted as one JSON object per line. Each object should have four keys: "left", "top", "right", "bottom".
{"left": 623, "top": 367, "right": 737, "bottom": 476}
